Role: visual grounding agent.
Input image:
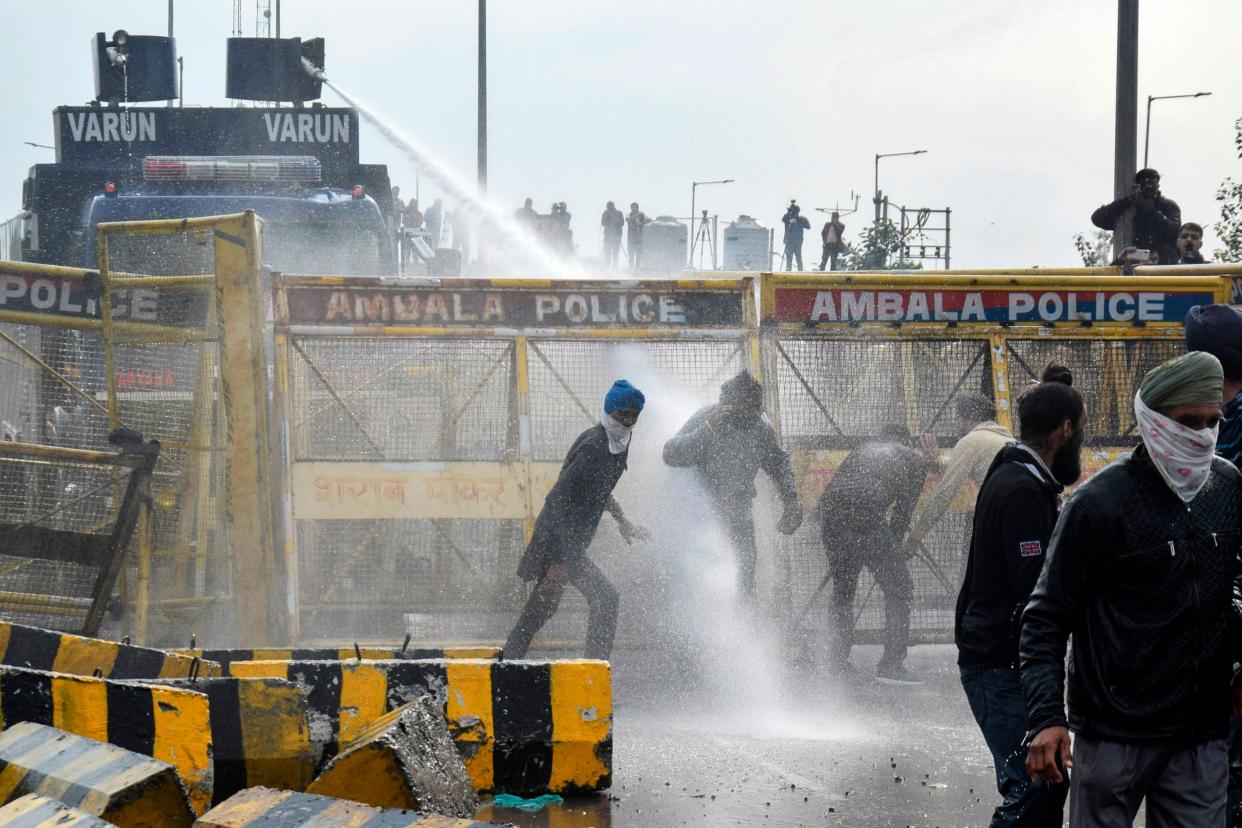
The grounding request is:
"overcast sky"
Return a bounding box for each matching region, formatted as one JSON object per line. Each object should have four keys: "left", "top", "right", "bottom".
{"left": 4, "top": 0, "right": 1240, "bottom": 268}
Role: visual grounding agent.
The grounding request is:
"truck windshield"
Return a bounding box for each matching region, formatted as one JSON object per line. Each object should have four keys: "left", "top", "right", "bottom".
{"left": 102, "top": 221, "right": 385, "bottom": 277}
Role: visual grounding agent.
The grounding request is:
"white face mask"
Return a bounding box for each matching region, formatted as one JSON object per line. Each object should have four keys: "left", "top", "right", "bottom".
{"left": 600, "top": 411, "right": 633, "bottom": 454}
{"left": 1134, "top": 392, "right": 1219, "bottom": 503}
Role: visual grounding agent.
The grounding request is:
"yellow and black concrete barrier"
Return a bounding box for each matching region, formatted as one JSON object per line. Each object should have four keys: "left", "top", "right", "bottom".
{"left": 0, "top": 722, "right": 195, "bottom": 826}
{"left": 175, "top": 646, "right": 500, "bottom": 677}
{"left": 154, "top": 676, "right": 314, "bottom": 806}
{"left": 194, "top": 786, "right": 502, "bottom": 827}
{"left": 227, "top": 658, "right": 612, "bottom": 795}
{"left": 306, "top": 697, "right": 479, "bottom": 814}
{"left": 0, "top": 621, "right": 220, "bottom": 680}
{"left": 0, "top": 793, "right": 113, "bottom": 826}
{"left": 0, "top": 665, "right": 213, "bottom": 814}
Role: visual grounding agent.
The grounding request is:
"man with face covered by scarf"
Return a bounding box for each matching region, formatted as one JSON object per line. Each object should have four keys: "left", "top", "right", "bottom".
{"left": 505, "top": 379, "right": 651, "bottom": 660}
{"left": 663, "top": 372, "right": 802, "bottom": 601}
{"left": 1022, "top": 352, "right": 1242, "bottom": 827}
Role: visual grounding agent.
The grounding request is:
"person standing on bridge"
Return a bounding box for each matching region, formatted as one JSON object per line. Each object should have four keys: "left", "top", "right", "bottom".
{"left": 663, "top": 372, "right": 803, "bottom": 603}
{"left": 1023, "top": 352, "right": 1242, "bottom": 826}
{"left": 601, "top": 201, "right": 625, "bottom": 270}
{"left": 504, "top": 380, "right": 651, "bottom": 661}
{"left": 782, "top": 201, "right": 811, "bottom": 271}
{"left": 424, "top": 198, "right": 444, "bottom": 248}
{"left": 626, "top": 202, "right": 648, "bottom": 273}
{"left": 956, "top": 366, "right": 1083, "bottom": 826}
{"left": 816, "top": 423, "right": 936, "bottom": 684}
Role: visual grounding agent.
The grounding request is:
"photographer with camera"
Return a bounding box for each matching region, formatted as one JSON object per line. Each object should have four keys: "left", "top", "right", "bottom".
{"left": 1091, "top": 168, "right": 1182, "bottom": 265}
{"left": 781, "top": 200, "right": 812, "bottom": 271}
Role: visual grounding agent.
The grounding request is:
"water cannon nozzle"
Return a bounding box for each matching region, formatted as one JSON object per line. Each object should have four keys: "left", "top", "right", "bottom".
{"left": 300, "top": 56, "right": 327, "bottom": 82}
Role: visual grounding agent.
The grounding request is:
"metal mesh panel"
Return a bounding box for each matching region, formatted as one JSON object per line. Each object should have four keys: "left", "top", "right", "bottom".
{"left": 774, "top": 338, "right": 991, "bottom": 448}
{"left": 288, "top": 338, "right": 514, "bottom": 461}
{"left": 527, "top": 339, "right": 746, "bottom": 459}
{"left": 773, "top": 337, "right": 990, "bottom": 640}
{"left": 294, "top": 517, "right": 525, "bottom": 641}
{"left": 0, "top": 453, "right": 132, "bottom": 631}
{"left": 0, "top": 323, "right": 111, "bottom": 450}
{"left": 1005, "top": 338, "right": 1184, "bottom": 440}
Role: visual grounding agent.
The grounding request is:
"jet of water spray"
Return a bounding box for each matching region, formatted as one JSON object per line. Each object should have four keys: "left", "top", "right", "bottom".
{"left": 324, "top": 80, "right": 572, "bottom": 276}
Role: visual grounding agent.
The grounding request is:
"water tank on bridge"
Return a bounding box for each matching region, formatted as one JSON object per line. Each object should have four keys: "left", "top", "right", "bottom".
{"left": 722, "top": 215, "right": 770, "bottom": 271}
{"left": 642, "top": 216, "right": 686, "bottom": 275}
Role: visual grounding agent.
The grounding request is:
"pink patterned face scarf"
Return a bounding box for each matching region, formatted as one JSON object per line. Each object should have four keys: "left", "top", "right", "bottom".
{"left": 1134, "top": 392, "right": 1219, "bottom": 503}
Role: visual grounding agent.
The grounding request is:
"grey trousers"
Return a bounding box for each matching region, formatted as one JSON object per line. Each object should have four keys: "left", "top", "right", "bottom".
{"left": 503, "top": 556, "right": 619, "bottom": 661}
{"left": 1070, "top": 734, "right": 1227, "bottom": 828}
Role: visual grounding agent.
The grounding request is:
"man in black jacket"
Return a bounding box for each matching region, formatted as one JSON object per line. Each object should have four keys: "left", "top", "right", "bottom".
{"left": 663, "top": 372, "right": 803, "bottom": 601}
{"left": 817, "top": 424, "right": 935, "bottom": 684}
{"left": 1090, "top": 168, "right": 1182, "bottom": 265}
{"left": 504, "top": 379, "right": 650, "bottom": 660}
{"left": 957, "top": 366, "right": 1084, "bottom": 827}
{"left": 1022, "top": 352, "right": 1242, "bottom": 826}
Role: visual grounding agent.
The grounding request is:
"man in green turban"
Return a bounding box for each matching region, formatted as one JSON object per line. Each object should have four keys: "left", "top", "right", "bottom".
{"left": 1022, "top": 351, "right": 1242, "bottom": 825}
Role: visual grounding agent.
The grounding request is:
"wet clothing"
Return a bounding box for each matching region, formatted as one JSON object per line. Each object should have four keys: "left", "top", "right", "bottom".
{"left": 626, "top": 210, "right": 647, "bottom": 270}
{"left": 816, "top": 439, "right": 928, "bottom": 667}
{"left": 516, "top": 424, "right": 628, "bottom": 582}
{"left": 1020, "top": 444, "right": 1242, "bottom": 744}
{"left": 825, "top": 522, "right": 912, "bottom": 667}
{"left": 504, "top": 555, "right": 619, "bottom": 660}
{"left": 1070, "top": 735, "right": 1226, "bottom": 827}
{"left": 663, "top": 405, "right": 797, "bottom": 597}
{"left": 1091, "top": 195, "right": 1182, "bottom": 265}
{"left": 909, "top": 422, "right": 1013, "bottom": 547}
{"left": 956, "top": 443, "right": 1062, "bottom": 669}
{"left": 960, "top": 666, "right": 1068, "bottom": 827}
{"left": 424, "top": 204, "right": 443, "bottom": 247}
{"left": 602, "top": 207, "right": 624, "bottom": 268}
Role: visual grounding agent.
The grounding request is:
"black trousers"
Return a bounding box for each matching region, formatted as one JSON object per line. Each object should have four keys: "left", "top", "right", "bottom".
{"left": 819, "top": 244, "right": 842, "bottom": 271}
{"left": 724, "top": 517, "right": 760, "bottom": 599}
{"left": 823, "top": 525, "right": 913, "bottom": 666}
{"left": 504, "top": 556, "right": 620, "bottom": 660}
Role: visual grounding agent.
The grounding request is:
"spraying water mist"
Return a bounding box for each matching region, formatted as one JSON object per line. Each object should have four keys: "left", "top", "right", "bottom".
{"left": 321, "top": 79, "right": 572, "bottom": 277}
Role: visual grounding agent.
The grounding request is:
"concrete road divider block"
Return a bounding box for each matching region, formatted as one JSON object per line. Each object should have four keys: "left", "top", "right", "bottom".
{"left": 0, "top": 793, "right": 114, "bottom": 826}
{"left": 0, "top": 621, "right": 220, "bottom": 680}
{"left": 194, "top": 786, "right": 501, "bottom": 826}
{"left": 307, "top": 697, "right": 479, "bottom": 815}
{"left": 226, "top": 659, "right": 612, "bottom": 794}
{"left": 174, "top": 647, "right": 501, "bottom": 677}
{"left": 155, "top": 677, "right": 313, "bottom": 804}
{"left": 0, "top": 722, "right": 194, "bottom": 826}
{"left": 0, "top": 666, "right": 213, "bottom": 814}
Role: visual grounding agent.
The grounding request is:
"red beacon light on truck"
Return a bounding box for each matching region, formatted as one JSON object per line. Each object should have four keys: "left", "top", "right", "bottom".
{"left": 142, "top": 155, "right": 322, "bottom": 183}
{"left": 351, "top": 184, "right": 364, "bottom": 199}
{"left": 103, "top": 181, "right": 118, "bottom": 196}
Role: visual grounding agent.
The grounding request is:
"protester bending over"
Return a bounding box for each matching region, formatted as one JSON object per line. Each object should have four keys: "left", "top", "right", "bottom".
{"left": 816, "top": 423, "right": 936, "bottom": 685}
{"left": 1022, "top": 351, "right": 1242, "bottom": 826}
{"left": 504, "top": 380, "right": 651, "bottom": 661}
{"left": 663, "top": 372, "right": 802, "bottom": 602}
{"left": 957, "top": 366, "right": 1084, "bottom": 826}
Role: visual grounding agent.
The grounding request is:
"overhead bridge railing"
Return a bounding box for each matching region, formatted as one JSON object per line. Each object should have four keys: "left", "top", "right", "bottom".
{"left": 759, "top": 266, "right": 1236, "bottom": 643}
{"left": 273, "top": 274, "right": 758, "bottom": 644}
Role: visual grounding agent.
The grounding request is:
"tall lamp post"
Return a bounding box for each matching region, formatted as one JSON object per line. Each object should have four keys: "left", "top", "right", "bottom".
{"left": 689, "top": 178, "right": 734, "bottom": 266}
{"left": 1144, "top": 91, "right": 1211, "bottom": 167}
{"left": 874, "top": 150, "right": 926, "bottom": 221}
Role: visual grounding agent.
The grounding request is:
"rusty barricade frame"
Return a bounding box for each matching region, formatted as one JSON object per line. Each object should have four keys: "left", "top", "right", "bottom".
{"left": 273, "top": 274, "right": 758, "bottom": 643}
{"left": 759, "top": 265, "right": 1237, "bottom": 643}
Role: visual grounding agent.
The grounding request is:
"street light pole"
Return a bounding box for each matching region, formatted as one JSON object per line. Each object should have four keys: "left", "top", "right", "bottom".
{"left": 477, "top": 0, "right": 487, "bottom": 195}
{"left": 873, "top": 150, "right": 927, "bottom": 221}
{"left": 1144, "top": 91, "right": 1212, "bottom": 167}
{"left": 688, "top": 178, "right": 734, "bottom": 267}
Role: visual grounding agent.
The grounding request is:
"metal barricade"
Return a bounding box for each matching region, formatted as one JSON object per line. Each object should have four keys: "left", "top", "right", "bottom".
{"left": 760, "top": 268, "right": 1235, "bottom": 643}
{"left": 274, "top": 275, "right": 756, "bottom": 644}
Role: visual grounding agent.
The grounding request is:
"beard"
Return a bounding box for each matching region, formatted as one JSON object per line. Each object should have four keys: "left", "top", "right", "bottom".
{"left": 1051, "top": 429, "right": 1085, "bottom": 486}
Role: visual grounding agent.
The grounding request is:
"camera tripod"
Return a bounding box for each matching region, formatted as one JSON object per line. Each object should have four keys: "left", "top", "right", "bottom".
{"left": 690, "top": 209, "right": 717, "bottom": 270}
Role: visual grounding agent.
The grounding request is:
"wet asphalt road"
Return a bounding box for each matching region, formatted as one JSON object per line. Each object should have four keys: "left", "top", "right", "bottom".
{"left": 477, "top": 644, "right": 1008, "bottom": 827}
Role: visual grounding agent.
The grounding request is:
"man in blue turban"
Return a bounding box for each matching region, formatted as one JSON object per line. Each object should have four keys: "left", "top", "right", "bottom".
{"left": 505, "top": 380, "right": 650, "bottom": 660}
